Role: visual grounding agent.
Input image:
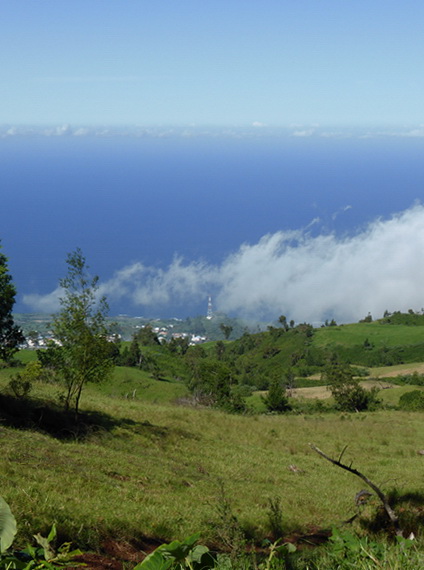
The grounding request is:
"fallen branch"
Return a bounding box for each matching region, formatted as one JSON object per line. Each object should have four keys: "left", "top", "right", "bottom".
{"left": 310, "top": 443, "right": 402, "bottom": 536}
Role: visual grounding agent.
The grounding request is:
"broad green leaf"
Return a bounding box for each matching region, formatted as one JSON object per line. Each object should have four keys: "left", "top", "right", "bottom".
{"left": 46, "top": 524, "right": 57, "bottom": 544}
{"left": 188, "top": 544, "right": 209, "bottom": 563}
{"left": 190, "top": 549, "right": 216, "bottom": 570}
{"left": 133, "top": 550, "right": 173, "bottom": 570}
{"left": 33, "top": 532, "right": 56, "bottom": 561}
{"left": 158, "top": 533, "right": 201, "bottom": 562}
{"left": 285, "top": 542, "right": 297, "bottom": 554}
{"left": 180, "top": 532, "right": 201, "bottom": 548}
{"left": 0, "top": 496, "right": 17, "bottom": 553}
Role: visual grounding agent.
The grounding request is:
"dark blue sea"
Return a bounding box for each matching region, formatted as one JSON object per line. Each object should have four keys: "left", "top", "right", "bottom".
{"left": 3, "top": 133, "right": 424, "bottom": 318}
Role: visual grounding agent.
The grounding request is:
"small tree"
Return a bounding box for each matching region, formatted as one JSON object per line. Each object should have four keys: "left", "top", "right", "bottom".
{"left": 220, "top": 323, "right": 233, "bottom": 340}
{"left": 262, "top": 377, "right": 291, "bottom": 413}
{"left": 168, "top": 336, "right": 190, "bottom": 355}
{"left": 323, "top": 362, "right": 379, "bottom": 412}
{"left": 49, "top": 248, "right": 114, "bottom": 416}
{"left": 125, "top": 335, "right": 142, "bottom": 367}
{"left": 0, "top": 245, "right": 24, "bottom": 362}
{"left": 187, "top": 358, "right": 234, "bottom": 407}
{"left": 278, "top": 315, "right": 289, "bottom": 331}
{"left": 215, "top": 340, "right": 226, "bottom": 360}
{"left": 136, "top": 325, "right": 160, "bottom": 346}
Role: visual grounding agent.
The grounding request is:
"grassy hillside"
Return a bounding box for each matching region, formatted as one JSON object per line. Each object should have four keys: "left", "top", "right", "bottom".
{"left": 312, "top": 322, "right": 424, "bottom": 367}
{"left": 313, "top": 322, "right": 424, "bottom": 348}
{"left": 3, "top": 319, "right": 424, "bottom": 567}
{"left": 100, "top": 366, "right": 188, "bottom": 402}
{"left": 1, "top": 375, "right": 424, "bottom": 553}
{"left": 209, "top": 317, "right": 424, "bottom": 386}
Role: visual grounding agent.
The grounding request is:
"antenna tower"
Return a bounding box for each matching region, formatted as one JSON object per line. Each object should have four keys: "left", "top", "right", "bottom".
{"left": 206, "top": 295, "right": 213, "bottom": 320}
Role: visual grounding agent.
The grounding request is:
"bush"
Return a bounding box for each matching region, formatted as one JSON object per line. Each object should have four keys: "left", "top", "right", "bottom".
{"left": 262, "top": 378, "right": 291, "bottom": 413}
{"left": 323, "top": 362, "right": 380, "bottom": 412}
{"left": 7, "top": 361, "right": 53, "bottom": 398}
{"left": 397, "top": 372, "right": 424, "bottom": 386}
{"left": 398, "top": 390, "right": 424, "bottom": 411}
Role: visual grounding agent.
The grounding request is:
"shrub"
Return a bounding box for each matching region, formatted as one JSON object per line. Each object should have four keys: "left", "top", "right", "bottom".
{"left": 397, "top": 372, "right": 424, "bottom": 386}
{"left": 323, "top": 362, "right": 380, "bottom": 412}
{"left": 262, "top": 378, "right": 291, "bottom": 413}
{"left": 398, "top": 390, "right": 424, "bottom": 411}
{"left": 7, "top": 361, "right": 53, "bottom": 398}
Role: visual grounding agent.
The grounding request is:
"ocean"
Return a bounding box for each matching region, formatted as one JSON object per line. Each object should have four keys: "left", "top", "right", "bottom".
{"left": 3, "top": 132, "right": 424, "bottom": 320}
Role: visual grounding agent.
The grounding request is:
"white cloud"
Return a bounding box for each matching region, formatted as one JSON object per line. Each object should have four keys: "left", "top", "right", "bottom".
{"left": 6, "top": 124, "right": 424, "bottom": 141}
{"left": 320, "top": 130, "right": 354, "bottom": 139}
{"left": 292, "top": 128, "right": 315, "bottom": 137}
{"left": 23, "top": 287, "right": 64, "bottom": 313}
{"left": 43, "top": 124, "right": 71, "bottom": 137}
{"left": 73, "top": 128, "right": 90, "bottom": 136}
{"left": 331, "top": 204, "right": 352, "bottom": 220}
{"left": 213, "top": 204, "right": 424, "bottom": 323}
{"left": 399, "top": 128, "right": 424, "bottom": 138}
{"left": 99, "top": 258, "right": 217, "bottom": 307}
{"left": 23, "top": 205, "right": 424, "bottom": 324}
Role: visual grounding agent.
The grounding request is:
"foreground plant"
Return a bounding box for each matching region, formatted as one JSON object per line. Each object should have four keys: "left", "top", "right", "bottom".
{"left": 134, "top": 532, "right": 216, "bottom": 570}
{"left": 318, "top": 527, "right": 422, "bottom": 569}
{"left": 0, "top": 497, "right": 81, "bottom": 570}
{"left": 0, "top": 497, "right": 17, "bottom": 554}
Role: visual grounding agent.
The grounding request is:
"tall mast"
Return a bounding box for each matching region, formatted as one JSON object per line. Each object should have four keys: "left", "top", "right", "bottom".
{"left": 206, "top": 295, "right": 213, "bottom": 320}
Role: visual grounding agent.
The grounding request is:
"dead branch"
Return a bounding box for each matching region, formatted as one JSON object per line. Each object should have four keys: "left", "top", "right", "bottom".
{"left": 310, "top": 443, "right": 402, "bottom": 536}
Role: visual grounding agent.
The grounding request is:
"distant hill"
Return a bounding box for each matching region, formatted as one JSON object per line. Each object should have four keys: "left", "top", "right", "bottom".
{"left": 14, "top": 313, "right": 263, "bottom": 342}
{"left": 184, "top": 314, "right": 424, "bottom": 390}
{"left": 15, "top": 312, "right": 424, "bottom": 386}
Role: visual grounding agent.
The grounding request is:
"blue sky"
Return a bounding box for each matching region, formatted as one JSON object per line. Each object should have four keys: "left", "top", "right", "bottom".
{"left": 2, "top": 1, "right": 424, "bottom": 127}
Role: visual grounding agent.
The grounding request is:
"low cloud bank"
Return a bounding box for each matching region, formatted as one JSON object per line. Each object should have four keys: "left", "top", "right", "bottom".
{"left": 23, "top": 287, "right": 63, "bottom": 315}
{"left": 23, "top": 205, "right": 424, "bottom": 324}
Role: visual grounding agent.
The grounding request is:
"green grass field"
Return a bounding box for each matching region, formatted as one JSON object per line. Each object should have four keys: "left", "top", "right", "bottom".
{"left": 2, "top": 368, "right": 424, "bottom": 553}
{"left": 4, "top": 331, "right": 424, "bottom": 568}
{"left": 313, "top": 322, "right": 424, "bottom": 349}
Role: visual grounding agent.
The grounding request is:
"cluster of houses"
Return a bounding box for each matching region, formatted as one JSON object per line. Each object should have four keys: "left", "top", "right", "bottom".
{"left": 143, "top": 326, "right": 207, "bottom": 346}
{"left": 23, "top": 326, "right": 208, "bottom": 350}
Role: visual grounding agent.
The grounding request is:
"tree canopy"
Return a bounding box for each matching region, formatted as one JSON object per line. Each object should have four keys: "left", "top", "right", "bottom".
{"left": 0, "top": 244, "right": 24, "bottom": 362}
{"left": 47, "top": 248, "right": 114, "bottom": 415}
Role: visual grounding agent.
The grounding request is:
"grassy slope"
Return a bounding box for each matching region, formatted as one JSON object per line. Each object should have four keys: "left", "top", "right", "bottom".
{"left": 101, "top": 366, "right": 188, "bottom": 403}
{"left": 3, "top": 318, "right": 424, "bottom": 553}
{"left": 313, "top": 322, "right": 424, "bottom": 349}
{"left": 311, "top": 322, "right": 424, "bottom": 366}
{"left": 2, "top": 372, "right": 424, "bottom": 551}
{"left": 208, "top": 320, "right": 424, "bottom": 387}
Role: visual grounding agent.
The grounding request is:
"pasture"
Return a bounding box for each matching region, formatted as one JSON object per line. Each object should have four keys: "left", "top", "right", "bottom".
{"left": 1, "top": 367, "right": 424, "bottom": 553}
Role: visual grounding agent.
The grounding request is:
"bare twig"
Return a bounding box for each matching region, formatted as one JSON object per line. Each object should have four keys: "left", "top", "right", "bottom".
{"left": 310, "top": 443, "right": 402, "bottom": 536}
{"left": 338, "top": 444, "right": 348, "bottom": 464}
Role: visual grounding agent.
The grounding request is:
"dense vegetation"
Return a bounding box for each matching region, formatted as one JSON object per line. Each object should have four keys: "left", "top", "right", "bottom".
{"left": 88, "top": 313, "right": 424, "bottom": 415}
{"left": 0, "top": 244, "right": 24, "bottom": 362}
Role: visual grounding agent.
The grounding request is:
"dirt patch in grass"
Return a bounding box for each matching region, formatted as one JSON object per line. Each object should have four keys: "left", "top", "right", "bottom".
{"left": 72, "top": 538, "right": 160, "bottom": 570}
{"left": 291, "top": 386, "right": 331, "bottom": 400}
{"left": 291, "top": 380, "right": 397, "bottom": 400}
{"left": 360, "top": 380, "right": 398, "bottom": 389}
{"left": 370, "top": 363, "right": 424, "bottom": 377}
